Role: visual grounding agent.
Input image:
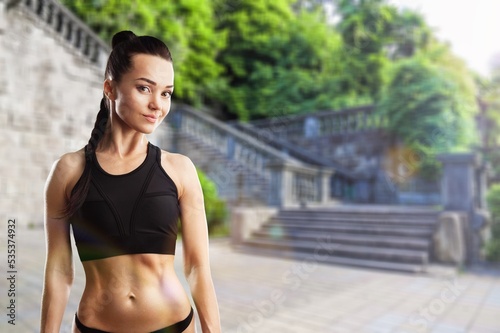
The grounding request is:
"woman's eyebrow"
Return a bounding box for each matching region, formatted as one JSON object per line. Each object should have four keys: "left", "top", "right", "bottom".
{"left": 135, "top": 77, "right": 174, "bottom": 89}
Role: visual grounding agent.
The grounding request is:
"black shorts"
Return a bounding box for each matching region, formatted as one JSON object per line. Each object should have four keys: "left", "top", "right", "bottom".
{"left": 74, "top": 307, "right": 193, "bottom": 333}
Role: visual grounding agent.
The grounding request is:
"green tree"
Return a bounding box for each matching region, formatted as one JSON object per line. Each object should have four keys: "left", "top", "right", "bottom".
{"left": 214, "top": 0, "right": 348, "bottom": 120}
{"left": 334, "top": 0, "right": 396, "bottom": 99}
{"left": 387, "top": 8, "right": 432, "bottom": 59}
{"left": 476, "top": 64, "right": 500, "bottom": 178}
{"left": 62, "top": 0, "right": 226, "bottom": 107}
{"left": 477, "top": 65, "right": 500, "bottom": 148}
{"left": 377, "top": 53, "right": 478, "bottom": 179}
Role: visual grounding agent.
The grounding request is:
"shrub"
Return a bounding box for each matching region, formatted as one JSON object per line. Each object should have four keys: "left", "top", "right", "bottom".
{"left": 197, "top": 169, "right": 227, "bottom": 235}
{"left": 485, "top": 184, "right": 500, "bottom": 261}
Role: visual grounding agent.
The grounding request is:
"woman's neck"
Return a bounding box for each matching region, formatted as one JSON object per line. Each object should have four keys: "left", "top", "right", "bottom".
{"left": 97, "top": 131, "right": 148, "bottom": 158}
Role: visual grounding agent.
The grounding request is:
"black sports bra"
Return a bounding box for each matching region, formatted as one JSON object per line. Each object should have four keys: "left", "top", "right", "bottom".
{"left": 70, "top": 142, "right": 180, "bottom": 261}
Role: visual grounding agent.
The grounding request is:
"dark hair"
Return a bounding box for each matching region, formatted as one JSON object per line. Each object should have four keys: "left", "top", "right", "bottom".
{"left": 63, "top": 31, "right": 172, "bottom": 218}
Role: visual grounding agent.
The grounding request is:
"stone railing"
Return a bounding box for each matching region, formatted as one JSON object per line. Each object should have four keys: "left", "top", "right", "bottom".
{"left": 169, "top": 104, "right": 335, "bottom": 207}
{"left": 248, "top": 105, "right": 387, "bottom": 140}
{"left": 14, "top": 0, "right": 110, "bottom": 67}
{"left": 267, "top": 161, "right": 334, "bottom": 207}
{"left": 232, "top": 122, "right": 357, "bottom": 179}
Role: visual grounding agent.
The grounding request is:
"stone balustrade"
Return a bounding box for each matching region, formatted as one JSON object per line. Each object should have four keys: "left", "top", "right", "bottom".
{"left": 170, "top": 105, "right": 335, "bottom": 207}
{"left": 249, "top": 105, "right": 387, "bottom": 140}
{"left": 267, "top": 161, "right": 334, "bottom": 207}
{"left": 16, "top": 0, "right": 110, "bottom": 67}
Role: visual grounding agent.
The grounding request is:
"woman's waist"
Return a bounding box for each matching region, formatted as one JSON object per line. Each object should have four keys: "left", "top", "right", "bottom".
{"left": 78, "top": 281, "right": 191, "bottom": 331}
{"left": 78, "top": 255, "right": 191, "bottom": 331}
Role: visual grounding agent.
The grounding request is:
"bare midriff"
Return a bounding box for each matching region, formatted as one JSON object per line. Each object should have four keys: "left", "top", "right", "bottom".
{"left": 76, "top": 253, "right": 191, "bottom": 332}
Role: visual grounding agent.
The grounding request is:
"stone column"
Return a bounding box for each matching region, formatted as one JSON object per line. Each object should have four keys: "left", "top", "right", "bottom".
{"left": 438, "top": 153, "right": 478, "bottom": 212}
{"left": 318, "top": 168, "right": 335, "bottom": 204}
{"left": 437, "top": 153, "right": 491, "bottom": 264}
{"left": 267, "top": 160, "right": 294, "bottom": 208}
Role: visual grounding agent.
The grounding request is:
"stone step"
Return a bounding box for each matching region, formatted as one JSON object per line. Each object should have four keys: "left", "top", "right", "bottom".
{"left": 240, "top": 206, "right": 436, "bottom": 272}
{"left": 252, "top": 229, "right": 430, "bottom": 250}
{"left": 244, "top": 237, "right": 428, "bottom": 264}
{"left": 269, "top": 215, "right": 435, "bottom": 227}
{"left": 264, "top": 221, "right": 433, "bottom": 238}
{"left": 236, "top": 244, "right": 427, "bottom": 273}
{"left": 280, "top": 209, "right": 438, "bottom": 220}
{"left": 282, "top": 205, "right": 439, "bottom": 215}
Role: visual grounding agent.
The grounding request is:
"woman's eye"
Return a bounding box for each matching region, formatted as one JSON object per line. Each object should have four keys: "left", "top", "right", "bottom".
{"left": 138, "top": 86, "right": 150, "bottom": 93}
{"left": 162, "top": 91, "right": 172, "bottom": 98}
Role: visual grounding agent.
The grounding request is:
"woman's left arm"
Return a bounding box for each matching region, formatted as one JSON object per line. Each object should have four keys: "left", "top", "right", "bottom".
{"left": 177, "top": 155, "right": 221, "bottom": 333}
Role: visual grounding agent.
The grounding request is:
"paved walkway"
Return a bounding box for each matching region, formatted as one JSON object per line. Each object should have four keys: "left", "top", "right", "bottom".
{"left": 1, "top": 228, "right": 499, "bottom": 333}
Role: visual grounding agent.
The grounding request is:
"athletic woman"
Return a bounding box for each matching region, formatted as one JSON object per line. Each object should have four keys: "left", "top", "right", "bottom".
{"left": 40, "top": 31, "right": 221, "bottom": 333}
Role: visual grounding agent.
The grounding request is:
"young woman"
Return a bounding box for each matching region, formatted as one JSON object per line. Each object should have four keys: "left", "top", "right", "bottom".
{"left": 40, "top": 31, "right": 221, "bottom": 333}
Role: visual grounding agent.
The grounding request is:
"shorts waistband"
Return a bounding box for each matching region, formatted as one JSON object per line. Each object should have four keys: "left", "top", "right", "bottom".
{"left": 74, "top": 307, "right": 194, "bottom": 333}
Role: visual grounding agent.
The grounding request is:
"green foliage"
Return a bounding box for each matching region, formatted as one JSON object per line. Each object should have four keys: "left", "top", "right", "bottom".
{"left": 197, "top": 169, "right": 227, "bottom": 235}
{"left": 387, "top": 9, "right": 432, "bottom": 59}
{"left": 485, "top": 184, "right": 500, "bottom": 261}
{"left": 62, "top": 0, "right": 226, "bottom": 107}
{"left": 477, "top": 65, "right": 500, "bottom": 149}
{"left": 334, "top": 0, "right": 396, "bottom": 99}
{"left": 376, "top": 54, "right": 478, "bottom": 179}
{"left": 214, "top": 0, "right": 354, "bottom": 120}
{"left": 62, "top": 0, "right": 481, "bottom": 126}
{"left": 487, "top": 184, "right": 500, "bottom": 222}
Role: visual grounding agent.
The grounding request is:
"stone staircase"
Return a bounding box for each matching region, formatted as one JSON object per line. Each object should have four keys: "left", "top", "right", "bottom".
{"left": 175, "top": 130, "right": 270, "bottom": 205}
{"left": 166, "top": 105, "right": 443, "bottom": 272}
{"left": 238, "top": 205, "right": 439, "bottom": 273}
{"left": 166, "top": 104, "right": 327, "bottom": 206}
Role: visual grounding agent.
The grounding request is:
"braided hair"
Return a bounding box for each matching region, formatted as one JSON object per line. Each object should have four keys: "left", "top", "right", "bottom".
{"left": 63, "top": 31, "right": 172, "bottom": 217}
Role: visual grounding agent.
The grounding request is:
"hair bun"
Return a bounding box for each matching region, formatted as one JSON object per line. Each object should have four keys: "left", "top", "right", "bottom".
{"left": 111, "top": 31, "right": 137, "bottom": 49}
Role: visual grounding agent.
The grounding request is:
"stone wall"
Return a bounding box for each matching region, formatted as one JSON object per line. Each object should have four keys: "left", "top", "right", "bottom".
{"left": 0, "top": 4, "right": 105, "bottom": 227}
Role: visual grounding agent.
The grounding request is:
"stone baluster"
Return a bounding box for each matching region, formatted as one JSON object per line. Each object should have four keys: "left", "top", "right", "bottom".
{"left": 73, "top": 28, "right": 82, "bottom": 50}
{"left": 83, "top": 33, "right": 90, "bottom": 56}
{"left": 65, "top": 20, "right": 74, "bottom": 43}
{"left": 90, "top": 40, "right": 100, "bottom": 63}
{"left": 54, "top": 8, "right": 63, "bottom": 33}
{"left": 39, "top": 0, "right": 50, "bottom": 22}
{"left": 366, "top": 109, "right": 373, "bottom": 129}
{"left": 33, "top": 0, "right": 43, "bottom": 16}
{"left": 18, "top": 0, "right": 110, "bottom": 65}
{"left": 24, "top": 0, "right": 37, "bottom": 12}
{"left": 46, "top": 1, "right": 54, "bottom": 26}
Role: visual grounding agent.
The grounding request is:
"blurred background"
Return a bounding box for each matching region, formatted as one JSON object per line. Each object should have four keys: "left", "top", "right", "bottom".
{"left": 1, "top": 0, "right": 500, "bottom": 332}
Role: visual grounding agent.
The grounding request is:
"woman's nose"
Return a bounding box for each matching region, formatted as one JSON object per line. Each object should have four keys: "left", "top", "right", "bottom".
{"left": 149, "top": 95, "right": 162, "bottom": 111}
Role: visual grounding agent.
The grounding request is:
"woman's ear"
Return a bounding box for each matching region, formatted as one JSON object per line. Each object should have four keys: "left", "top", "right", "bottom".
{"left": 103, "top": 79, "right": 116, "bottom": 101}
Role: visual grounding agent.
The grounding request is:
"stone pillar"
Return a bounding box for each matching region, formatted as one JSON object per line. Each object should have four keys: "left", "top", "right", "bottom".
{"left": 230, "top": 206, "right": 278, "bottom": 244}
{"left": 437, "top": 153, "right": 491, "bottom": 264}
{"left": 304, "top": 116, "right": 320, "bottom": 138}
{"left": 318, "top": 168, "right": 335, "bottom": 204}
{"left": 438, "top": 153, "right": 478, "bottom": 212}
{"left": 267, "top": 160, "right": 294, "bottom": 207}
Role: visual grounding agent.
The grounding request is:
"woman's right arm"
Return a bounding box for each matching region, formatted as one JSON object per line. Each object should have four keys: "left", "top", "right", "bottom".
{"left": 40, "top": 154, "right": 79, "bottom": 333}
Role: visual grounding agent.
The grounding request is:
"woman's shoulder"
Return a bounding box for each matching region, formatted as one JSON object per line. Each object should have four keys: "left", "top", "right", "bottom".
{"left": 45, "top": 148, "right": 87, "bottom": 211}
{"left": 159, "top": 149, "right": 195, "bottom": 170}
{"left": 159, "top": 149, "right": 198, "bottom": 196}
{"left": 47, "top": 148, "right": 86, "bottom": 191}
{"left": 53, "top": 148, "right": 86, "bottom": 174}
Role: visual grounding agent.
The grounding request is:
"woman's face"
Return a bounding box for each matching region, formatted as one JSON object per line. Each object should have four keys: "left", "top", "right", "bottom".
{"left": 106, "top": 54, "right": 174, "bottom": 134}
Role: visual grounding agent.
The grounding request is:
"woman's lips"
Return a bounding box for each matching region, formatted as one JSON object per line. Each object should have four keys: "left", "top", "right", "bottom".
{"left": 143, "top": 115, "right": 158, "bottom": 123}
